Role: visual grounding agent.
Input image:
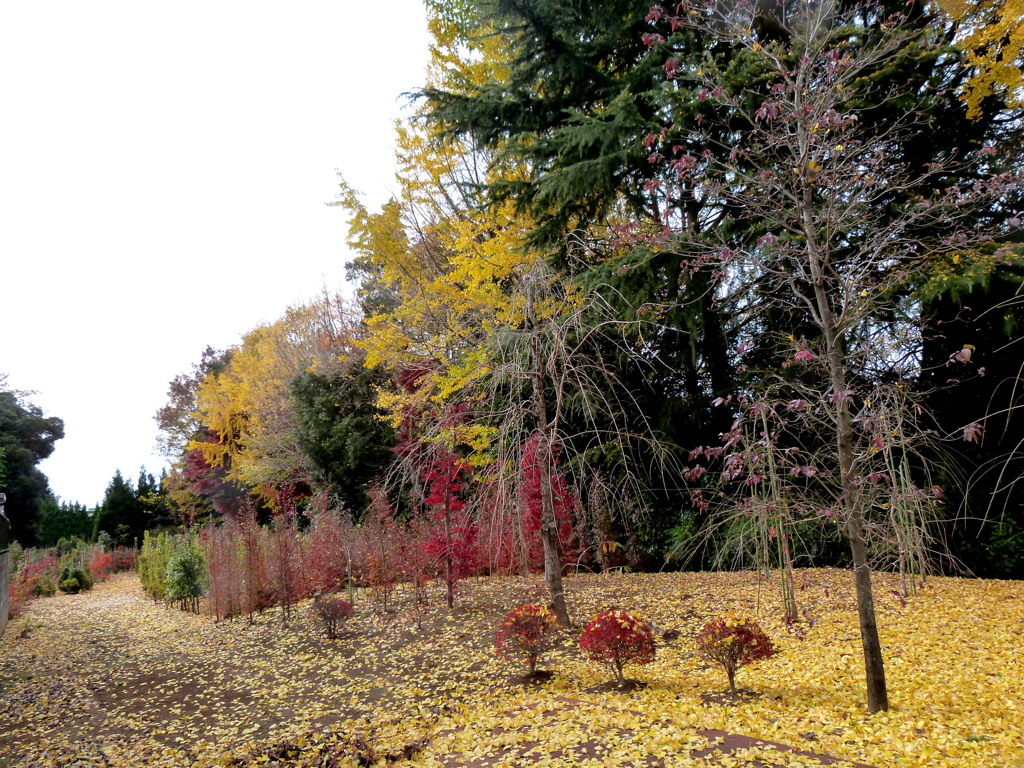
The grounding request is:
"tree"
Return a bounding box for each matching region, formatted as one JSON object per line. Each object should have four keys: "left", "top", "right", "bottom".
{"left": 180, "top": 294, "right": 367, "bottom": 513}
{"left": 93, "top": 470, "right": 146, "bottom": 546}
{"left": 0, "top": 378, "right": 65, "bottom": 545}
{"left": 418, "top": 0, "right": 739, "bottom": 526}
{"left": 937, "top": 0, "right": 1023, "bottom": 118}
{"left": 645, "top": 0, "right": 1021, "bottom": 712}
{"left": 35, "top": 497, "right": 93, "bottom": 546}
{"left": 290, "top": 359, "right": 395, "bottom": 515}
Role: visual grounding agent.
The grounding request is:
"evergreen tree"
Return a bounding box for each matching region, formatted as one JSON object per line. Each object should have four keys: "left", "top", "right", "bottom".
{"left": 93, "top": 470, "right": 147, "bottom": 546}
{"left": 35, "top": 496, "right": 93, "bottom": 545}
{"left": 0, "top": 378, "right": 65, "bottom": 545}
{"left": 290, "top": 363, "right": 396, "bottom": 516}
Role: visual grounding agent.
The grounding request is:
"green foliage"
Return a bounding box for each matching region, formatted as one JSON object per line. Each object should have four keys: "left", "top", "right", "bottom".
{"left": 138, "top": 530, "right": 177, "bottom": 602}
{"left": 33, "top": 576, "right": 56, "bottom": 597}
{"left": 163, "top": 536, "right": 207, "bottom": 613}
{"left": 0, "top": 381, "right": 65, "bottom": 545}
{"left": 92, "top": 469, "right": 158, "bottom": 547}
{"left": 58, "top": 564, "right": 92, "bottom": 593}
{"left": 58, "top": 577, "right": 80, "bottom": 594}
{"left": 35, "top": 497, "right": 94, "bottom": 547}
{"left": 290, "top": 364, "right": 396, "bottom": 516}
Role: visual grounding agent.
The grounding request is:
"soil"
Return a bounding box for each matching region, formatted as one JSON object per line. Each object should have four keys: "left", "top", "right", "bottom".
{"left": 1, "top": 571, "right": 880, "bottom": 768}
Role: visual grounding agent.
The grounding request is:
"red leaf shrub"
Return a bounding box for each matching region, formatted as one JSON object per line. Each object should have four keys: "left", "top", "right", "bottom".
{"left": 314, "top": 595, "right": 353, "bottom": 639}
{"left": 8, "top": 574, "right": 36, "bottom": 619}
{"left": 88, "top": 552, "right": 114, "bottom": 583}
{"left": 696, "top": 617, "right": 776, "bottom": 693}
{"left": 579, "top": 610, "right": 656, "bottom": 686}
{"left": 495, "top": 604, "right": 558, "bottom": 675}
{"left": 111, "top": 547, "right": 136, "bottom": 572}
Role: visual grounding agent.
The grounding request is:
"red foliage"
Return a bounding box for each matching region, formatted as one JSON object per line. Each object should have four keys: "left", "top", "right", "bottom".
{"left": 268, "top": 509, "right": 309, "bottom": 624}
{"left": 202, "top": 520, "right": 246, "bottom": 621}
{"left": 183, "top": 432, "right": 245, "bottom": 518}
{"left": 399, "top": 513, "right": 436, "bottom": 604}
{"left": 88, "top": 551, "right": 114, "bottom": 583}
{"left": 475, "top": 476, "right": 523, "bottom": 575}
{"left": 304, "top": 503, "right": 352, "bottom": 597}
{"left": 696, "top": 617, "right": 776, "bottom": 693}
{"left": 422, "top": 448, "right": 481, "bottom": 607}
{"left": 111, "top": 547, "right": 136, "bottom": 572}
{"left": 495, "top": 604, "right": 558, "bottom": 674}
{"left": 520, "top": 434, "right": 579, "bottom": 569}
{"left": 7, "top": 555, "right": 58, "bottom": 618}
{"left": 579, "top": 610, "right": 656, "bottom": 685}
{"left": 8, "top": 577, "right": 35, "bottom": 619}
{"left": 362, "top": 488, "right": 403, "bottom": 612}
{"left": 314, "top": 595, "right": 353, "bottom": 639}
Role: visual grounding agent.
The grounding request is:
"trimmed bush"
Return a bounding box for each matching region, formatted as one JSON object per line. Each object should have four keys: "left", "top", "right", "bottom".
{"left": 495, "top": 604, "right": 558, "bottom": 675}
{"left": 696, "top": 617, "right": 776, "bottom": 693}
{"left": 580, "top": 610, "right": 656, "bottom": 686}
{"left": 58, "top": 565, "right": 92, "bottom": 593}
{"left": 314, "top": 595, "right": 353, "bottom": 639}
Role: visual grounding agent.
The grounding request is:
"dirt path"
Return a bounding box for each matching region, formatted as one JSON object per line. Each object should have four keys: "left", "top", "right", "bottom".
{"left": 1, "top": 573, "right": 503, "bottom": 766}
{"left": 0, "top": 570, "right": 898, "bottom": 767}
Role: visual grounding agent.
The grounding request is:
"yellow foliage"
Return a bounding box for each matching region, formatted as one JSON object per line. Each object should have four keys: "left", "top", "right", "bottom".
{"left": 937, "top": 0, "right": 1024, "bottom": 117}
{"left": 188, "top": 297, "right": 357, "bottom": 502}
{"left": 5, "top": 569, "right": 1024, "bottom": 767}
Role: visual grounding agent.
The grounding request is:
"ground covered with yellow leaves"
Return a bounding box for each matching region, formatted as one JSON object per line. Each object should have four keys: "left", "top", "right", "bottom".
{"left": 1, "top": 569, "right": 1022, "bottom": 767}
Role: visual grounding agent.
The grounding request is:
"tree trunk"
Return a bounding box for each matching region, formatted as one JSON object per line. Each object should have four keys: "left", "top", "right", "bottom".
{"left": 847, "top": 512, "right": 889, "bottom": 713}
{"left": 537, "top": 439, "right": 570, "bottom": 626}
{"left": 527, "top": 302, "right": 571, "bottom": 627}
{"left": 802, "top": 177, "right": 889, "bottom": 713}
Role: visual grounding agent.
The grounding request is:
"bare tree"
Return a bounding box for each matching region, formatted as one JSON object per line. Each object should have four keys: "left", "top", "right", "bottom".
{"left": 648, "top": 0, "right": 1020, "bottom": 711}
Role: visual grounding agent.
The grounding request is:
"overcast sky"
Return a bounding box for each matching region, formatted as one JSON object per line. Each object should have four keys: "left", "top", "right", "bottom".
{"left": 1, "top": 1, "right": 430, "bottom": 505}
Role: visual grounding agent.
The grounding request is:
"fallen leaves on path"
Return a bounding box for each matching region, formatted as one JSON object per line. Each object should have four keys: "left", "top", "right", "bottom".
{"left": 1, "top": 569, "right": 1022, "bottom": 767}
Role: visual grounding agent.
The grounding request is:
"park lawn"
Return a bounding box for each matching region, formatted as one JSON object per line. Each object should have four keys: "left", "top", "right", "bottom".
{"left": 0, "top": 568, "right": 1021, "bottom": 767}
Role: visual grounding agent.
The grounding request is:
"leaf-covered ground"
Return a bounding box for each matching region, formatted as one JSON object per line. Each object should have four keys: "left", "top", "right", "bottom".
{"left": 1, "top": 569, "right": 1022, "bottom": 767}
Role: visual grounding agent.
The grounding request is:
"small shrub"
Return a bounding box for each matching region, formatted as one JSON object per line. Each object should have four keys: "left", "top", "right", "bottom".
{"left": 33, "top": 577, "right": 57, "bottom": 597}
{"left": 111, "top": 546, "right": 137, "bottom": 572}
{"left": 89, "top": 551, "right": 114, "bottom": 583}
{"left": 495, "top": 604, "right": 558, "bottom": 675}
{"left": 58, "top": 565, "right": 92, "bottom": 593}
{"left": 696, "top": 617, "right": 776, "bottom": 694}
{"left": 314, "top": 595, "right": 353, "bottom": 639}
{"left": 8, "top": 577, "right": 36, "bottom": 619}
{"left": 59, "top": 577, "right": 81, "bottom": 594}
{"left": 579, "top": 610, "right": 656, "bottom": 686}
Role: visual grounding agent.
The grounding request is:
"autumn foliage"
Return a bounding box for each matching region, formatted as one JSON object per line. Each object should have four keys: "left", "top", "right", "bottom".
{"left": 579, "top": 610, "right": 656, "bottom": 686}
{"left": 88, "top": 552, "right": 114, "bottom": 584}
{"left": 494, "top": 604, "right": 558, "bottom": 675}
{"left": 696, "top": 617, "right": 776, "bottom": 694}
{"left": 314, "top": 595, "right": 353, "bottom": 640}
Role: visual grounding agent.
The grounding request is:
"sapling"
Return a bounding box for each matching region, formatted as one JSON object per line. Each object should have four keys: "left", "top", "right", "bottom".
{"left": 579, "top": 610, "right": 656, "bottom": 687}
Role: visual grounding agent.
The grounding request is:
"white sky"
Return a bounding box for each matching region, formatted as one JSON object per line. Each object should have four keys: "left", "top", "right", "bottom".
{"left": 1, "top": 1, "right": 430, "bottom": 506}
